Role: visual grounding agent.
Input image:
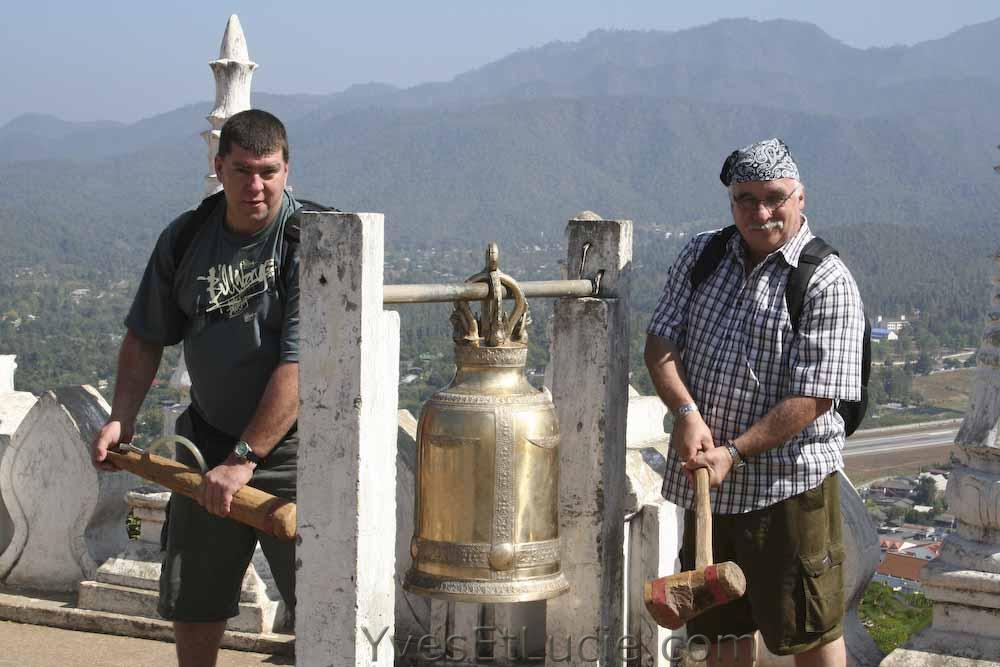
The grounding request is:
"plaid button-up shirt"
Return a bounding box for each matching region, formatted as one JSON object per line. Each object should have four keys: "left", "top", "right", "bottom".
{"left": 647, "top": 219, "right": 865, "bottom": 514}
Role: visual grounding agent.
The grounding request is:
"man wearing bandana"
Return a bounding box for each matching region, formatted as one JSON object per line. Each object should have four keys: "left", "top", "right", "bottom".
{"left": 645, "top": 139, "right": 865, "bottom": 665}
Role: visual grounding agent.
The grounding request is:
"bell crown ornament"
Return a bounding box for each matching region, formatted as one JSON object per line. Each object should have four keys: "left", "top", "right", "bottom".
{"left": 403, "top": 243, "right": 570, "bottom": 602}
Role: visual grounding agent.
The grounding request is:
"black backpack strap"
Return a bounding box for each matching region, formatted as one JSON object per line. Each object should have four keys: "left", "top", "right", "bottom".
{"left": 294, "top": 199, "right": 340, "bottom": 214}
{"left": 172, "top": 191, "right": 226, "bottom": 269}
{"left": 786, "top": 237, "right": 837, "bottom": 333}
{"left": 690, "top": 225, "right": 739, "bottom": 290}
{"left": 860, "top": 315, "right": 872, "bottom": 386}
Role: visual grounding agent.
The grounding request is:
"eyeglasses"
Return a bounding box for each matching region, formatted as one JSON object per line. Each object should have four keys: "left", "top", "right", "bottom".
{"left": 732, "top": 185, "right": 800, "bottom": 213}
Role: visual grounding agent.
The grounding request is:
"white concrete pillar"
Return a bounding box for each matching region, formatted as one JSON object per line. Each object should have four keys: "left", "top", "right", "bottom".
{"left": 624, "top": 498, "right": 685, "bottom": 667}
{"left": 298, "top": 211, "right": 399, "bottom": 666}
{"left": 546, "top": 213, "right": 632, "bottom": 667}
{"left": 622, "top": 392, "right": 682, "bottom": 667}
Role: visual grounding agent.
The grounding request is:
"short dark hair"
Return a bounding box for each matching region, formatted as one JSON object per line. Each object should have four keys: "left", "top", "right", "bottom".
{"left": 218, "top": 109, "right": 289, "bottom": 162}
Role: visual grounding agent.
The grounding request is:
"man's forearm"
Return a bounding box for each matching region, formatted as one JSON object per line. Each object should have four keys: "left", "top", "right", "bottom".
{"left": 110, "top": 329, "right": 164, "bottom": 426}
{"left": 644, "top": 334, "right": 695, "bottom": 412}
{"left": 733, "top": 395, "right": 833, "bottom": 460}
{"left": 240, "top": 362, "right": 299, "bottom": 459}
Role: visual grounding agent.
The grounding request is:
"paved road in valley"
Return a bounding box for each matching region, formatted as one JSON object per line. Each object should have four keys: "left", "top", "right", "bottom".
{"left": 843, "top": 425, "right": 959, "bottom": 458}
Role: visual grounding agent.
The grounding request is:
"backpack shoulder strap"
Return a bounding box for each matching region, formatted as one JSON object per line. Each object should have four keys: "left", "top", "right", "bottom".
{"left": 787, "top": 236, "right": 837, "bottom": 333}
{"left": 293, "top": 199, "right": 340, "bottom": 214}
{"left": 690, "top": 225, "right": 739, "bottom": 290}
{"left": 171, "top": 191, "right": 226, "bottom": 269}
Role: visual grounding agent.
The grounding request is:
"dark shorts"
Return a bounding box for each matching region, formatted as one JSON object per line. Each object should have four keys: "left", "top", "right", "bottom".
{"left": 157, "top": 407, "right": 297, "bottom": 623}
{"left": 680, "top": 472, "right": 845, "bottom": 656}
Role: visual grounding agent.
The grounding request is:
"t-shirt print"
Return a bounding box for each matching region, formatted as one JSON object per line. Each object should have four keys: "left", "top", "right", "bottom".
{"left": 197, "top": 256, "right": 277, "bottom": 318}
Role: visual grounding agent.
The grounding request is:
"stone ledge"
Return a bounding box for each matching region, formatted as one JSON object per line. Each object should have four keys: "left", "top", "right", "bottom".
{"left": 77, "top": 580, "right": 278, "bottom": 635}
{"left": 881, "top": 629, "right": 1000, "bottom": 665}
{"left": 0, "top": 586, "right": 293, "bottom": 655}
{"left": 923, "top": 560, "right": 1000, "bottom": 596}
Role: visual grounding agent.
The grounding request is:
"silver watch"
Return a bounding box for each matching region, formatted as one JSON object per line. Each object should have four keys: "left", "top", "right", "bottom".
{"left": 725, "top": 440, "right": 746, "bottom": 470}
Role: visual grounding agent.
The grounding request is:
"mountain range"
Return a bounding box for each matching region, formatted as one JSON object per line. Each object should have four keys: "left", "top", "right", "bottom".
{"left": 2, "top": 17, "right": 999, "bottom": 289}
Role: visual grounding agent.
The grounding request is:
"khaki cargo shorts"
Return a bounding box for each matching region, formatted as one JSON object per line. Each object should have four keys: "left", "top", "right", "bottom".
{"left": 679, "top": 472, "right": 845, "bottom": 655}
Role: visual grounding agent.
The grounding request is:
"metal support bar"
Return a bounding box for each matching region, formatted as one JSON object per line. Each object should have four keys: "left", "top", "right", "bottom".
{"left": 383, "top": 278, "right": 596, "bottom": 305}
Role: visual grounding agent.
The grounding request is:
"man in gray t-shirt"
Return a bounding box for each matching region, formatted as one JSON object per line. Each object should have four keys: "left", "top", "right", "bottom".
{"left": 126, "top": 178, "right": 300, "bottom": 438}
{"left": 91, "top": 109, "right": 302, "bottom": 665}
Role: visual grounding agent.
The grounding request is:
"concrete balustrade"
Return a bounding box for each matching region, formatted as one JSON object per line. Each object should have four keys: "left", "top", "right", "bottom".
{"left": 0, "top": 386, "right": 141, "bottom": 591}
{"left": 0, "top": 357, "right": 37, "bottom": 560}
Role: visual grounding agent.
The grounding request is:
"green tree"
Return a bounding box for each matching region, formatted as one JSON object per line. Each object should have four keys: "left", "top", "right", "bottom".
{"left": 913, "top": 477, "right": 938, "bottom": 505}
{"left": 914, "top": 351, "right": 935, "bottom": 375}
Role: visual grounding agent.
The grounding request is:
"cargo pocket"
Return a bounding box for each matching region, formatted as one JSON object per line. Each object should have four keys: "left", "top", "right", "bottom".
{"left": 799, "top": 544, "right": 845, "bottom": 633}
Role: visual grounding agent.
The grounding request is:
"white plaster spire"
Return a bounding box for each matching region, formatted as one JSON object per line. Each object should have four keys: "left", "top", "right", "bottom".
{"left": 201, "top": 14, "right": 258, "bottom": 198}
{"left": 218, "top": 14, "right": 250, "bottom": 62}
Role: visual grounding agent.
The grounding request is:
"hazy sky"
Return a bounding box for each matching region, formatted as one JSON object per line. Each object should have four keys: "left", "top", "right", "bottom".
{"left": 2, "top": 0, "right": 999, "bottom": 126}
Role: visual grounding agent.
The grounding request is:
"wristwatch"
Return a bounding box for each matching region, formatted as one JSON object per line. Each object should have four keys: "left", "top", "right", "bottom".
{"left": 725, "top": 439, "right": 747, "bottom": 470}
{"left": 233, "top": 440, "right": 263, "bottom": 465}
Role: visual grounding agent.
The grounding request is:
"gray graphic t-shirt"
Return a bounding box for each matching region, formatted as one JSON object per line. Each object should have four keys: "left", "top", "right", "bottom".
{"left": 126, "top": 191, "right": 300, "bottom": 437}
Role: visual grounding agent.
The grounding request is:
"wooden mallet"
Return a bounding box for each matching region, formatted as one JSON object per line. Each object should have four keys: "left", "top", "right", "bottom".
{"left": 105, "top": 438, "right": 296, "bottom": 542}
{"left": 644, "top": 467, "right": 746, "bottom": 629}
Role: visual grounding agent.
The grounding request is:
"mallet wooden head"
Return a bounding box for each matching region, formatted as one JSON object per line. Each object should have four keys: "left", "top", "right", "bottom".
{"left": 643, "top": 561, "right": 746, "bottom": 629}
{"left": 644, "top": 467, "right": 747, "bottom": 629}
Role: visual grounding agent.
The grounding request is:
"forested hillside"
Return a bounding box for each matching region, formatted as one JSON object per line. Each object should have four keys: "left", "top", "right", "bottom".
{"left": 1, "top": 17, "right": 997, "bottom": 425}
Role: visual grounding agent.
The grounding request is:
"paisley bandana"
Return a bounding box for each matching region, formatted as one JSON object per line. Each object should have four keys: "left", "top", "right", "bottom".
{"left": 720, "top": 138, "right": 800, "bottom": 186}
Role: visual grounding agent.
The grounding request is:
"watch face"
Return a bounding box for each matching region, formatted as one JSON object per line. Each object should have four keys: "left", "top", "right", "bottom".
{"left": 235, "top": 441, "right": 251, "bottom": 458}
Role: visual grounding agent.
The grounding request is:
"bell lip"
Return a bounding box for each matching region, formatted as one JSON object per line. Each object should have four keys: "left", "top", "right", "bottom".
{"left": 403, "top": 574, "right": 570, "bottom": 603}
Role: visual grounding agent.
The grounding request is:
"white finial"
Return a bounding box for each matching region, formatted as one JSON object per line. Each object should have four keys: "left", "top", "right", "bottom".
{"left": 218, "top": 15, "right": 250, "bottom": 62}
{"left": 201, "top": 14, "right": 258, "bottom": 198}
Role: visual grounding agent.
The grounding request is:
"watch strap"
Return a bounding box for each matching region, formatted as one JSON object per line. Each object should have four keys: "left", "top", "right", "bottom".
{"left": 725, "top": 440, "right": 746, "bottom": 469}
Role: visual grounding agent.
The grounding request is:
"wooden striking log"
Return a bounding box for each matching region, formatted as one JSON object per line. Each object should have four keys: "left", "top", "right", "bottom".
{"left": 105, "top": 448, "right": 296, "bottom": 541}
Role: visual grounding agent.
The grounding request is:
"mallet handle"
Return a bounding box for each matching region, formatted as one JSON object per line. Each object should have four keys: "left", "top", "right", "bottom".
{"left": 694, "top": 467, "right": 712, "bottom": 569}
{"left": 105, "top": 449, "right": 296, "bottom": 541}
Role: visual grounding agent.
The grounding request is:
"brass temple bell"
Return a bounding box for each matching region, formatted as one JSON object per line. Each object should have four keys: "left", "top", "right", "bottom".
{"left": 403, "top": 244, "right": 570, "bottom": 602}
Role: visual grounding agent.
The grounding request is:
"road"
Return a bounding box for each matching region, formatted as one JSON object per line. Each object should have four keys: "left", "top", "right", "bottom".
{"left": 843, "top": 424, "right": 959, "bottom": 458}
